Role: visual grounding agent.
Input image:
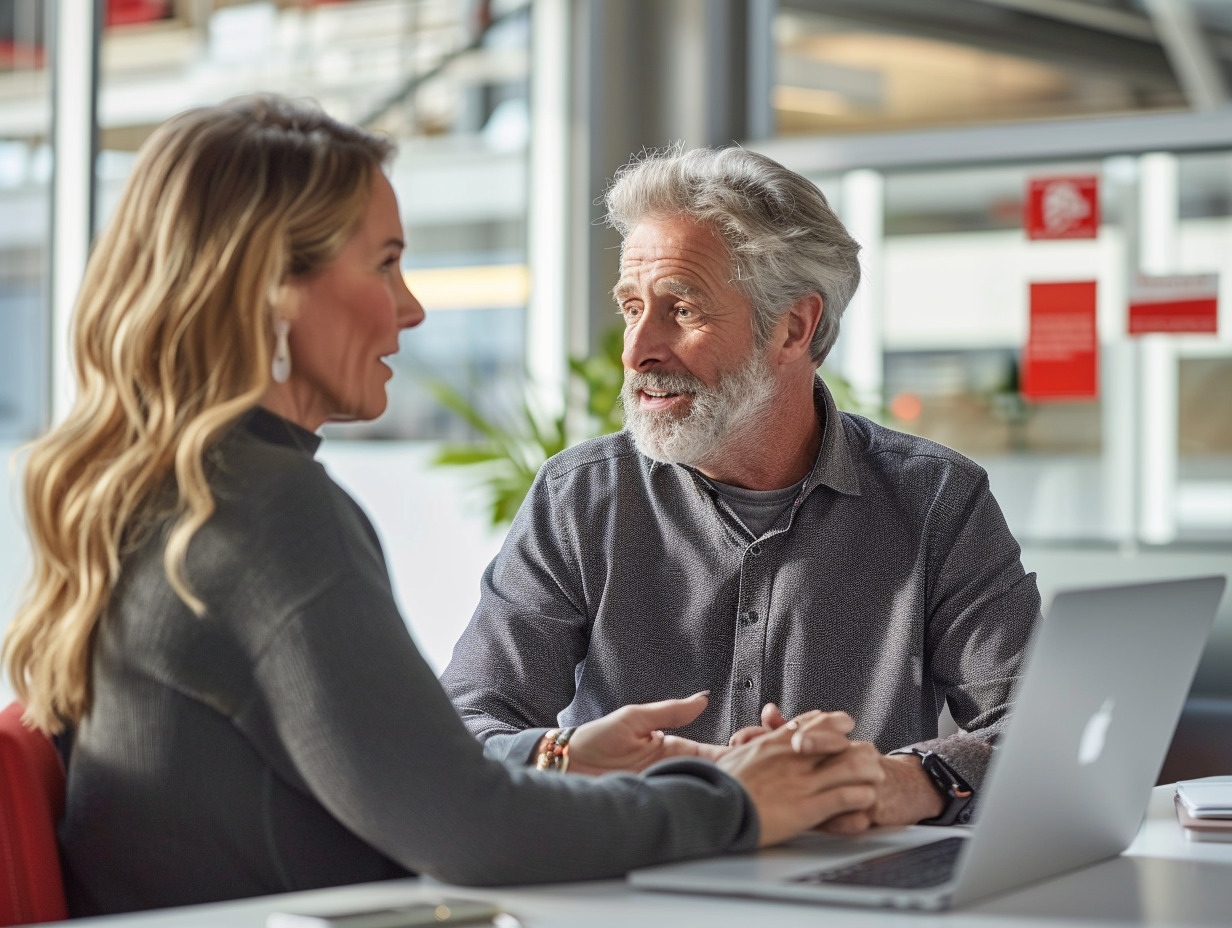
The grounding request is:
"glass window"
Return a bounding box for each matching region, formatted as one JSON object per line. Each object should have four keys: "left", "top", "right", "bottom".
{"left": 797, "top": 153, "right": 1232, "bottom": 544}
{"left": 1175, "top": 151, "right": 1232, "bottom": 541}
{"left": 877, "top": 163, "right": 1110, "bottom": 462}
{"left": 766, "top": 6, "right": 1232, "bottom": 546}
{"left": 95, "top": 0, "right": 532, "bottom": 440}
{"left": 0, "top": 0, "right": 51, "bottom": 702}
{"left": 0, "top": 0, "right": 50, "bottom": 442}
{"left": 814, "top": 159, "right": 1145, "bottom": 543}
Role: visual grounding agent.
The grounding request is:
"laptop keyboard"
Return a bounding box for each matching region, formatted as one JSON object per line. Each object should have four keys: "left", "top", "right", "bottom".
{"left": 789, "top": 837, "right": 965, "bottom": 890}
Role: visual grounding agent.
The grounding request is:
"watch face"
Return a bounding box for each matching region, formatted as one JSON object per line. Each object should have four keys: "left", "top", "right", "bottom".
{"left": 917, "top": 752, "right": 974, "bottom": 826}
{"left": 921, "top": 754, "right": 953, "bottom": 793}
{"left": 924, "top": 752, "right": 972, "bottom": 793}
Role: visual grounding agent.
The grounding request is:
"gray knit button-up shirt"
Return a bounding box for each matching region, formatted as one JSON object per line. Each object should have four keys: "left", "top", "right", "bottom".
{"left": 442, "top": 378, "right": 1041, "bottom": 790}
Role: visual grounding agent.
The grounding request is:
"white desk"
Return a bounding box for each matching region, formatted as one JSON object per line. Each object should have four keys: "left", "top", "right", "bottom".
{"left": 74, "top": 787, "right": 1232, "bottom": 928}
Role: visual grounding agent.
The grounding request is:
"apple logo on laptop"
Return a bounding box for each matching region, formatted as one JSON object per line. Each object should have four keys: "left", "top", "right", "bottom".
{"left": 1078, "top": 698, "right": 1115, "bottom": 765}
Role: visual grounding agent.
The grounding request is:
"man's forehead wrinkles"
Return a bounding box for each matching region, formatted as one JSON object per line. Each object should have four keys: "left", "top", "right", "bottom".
{"left": 617, "top": 222, "right": 736, "bottom": 307}
{"left": 622, "top": 236, "right": 724, "bottom": 267}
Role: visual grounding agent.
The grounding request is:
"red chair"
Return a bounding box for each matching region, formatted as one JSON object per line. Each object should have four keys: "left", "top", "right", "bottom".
{"left": 0, "top": 702, "right": 67, "bottom": 925}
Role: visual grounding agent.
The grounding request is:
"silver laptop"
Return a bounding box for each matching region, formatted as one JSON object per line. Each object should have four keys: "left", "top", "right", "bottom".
{"left": 630, "top": 575, "right": 1227, "bottom": 911}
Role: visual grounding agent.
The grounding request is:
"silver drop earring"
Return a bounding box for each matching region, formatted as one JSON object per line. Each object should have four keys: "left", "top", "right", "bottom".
{"left": 272, "top": 319, "right": 292, "bottom": 384}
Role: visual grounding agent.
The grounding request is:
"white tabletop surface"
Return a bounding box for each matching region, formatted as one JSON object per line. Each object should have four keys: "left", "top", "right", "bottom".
{"left": 72, "top": 786, "right": 1232, "bottom": 928}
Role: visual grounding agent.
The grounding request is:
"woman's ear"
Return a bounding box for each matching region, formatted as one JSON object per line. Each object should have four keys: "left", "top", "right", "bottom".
{"left": 775, "top": 292, "right": 823, "bottom": 365}
{"left": 267, "top": 280, "right": 302, "bottom": 323}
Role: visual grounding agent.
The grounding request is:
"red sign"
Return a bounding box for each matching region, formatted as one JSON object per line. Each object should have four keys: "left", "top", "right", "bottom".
{"left": 1128, "top": 273, "right": 1219, "bottom": 335}
{"left": 1025, "top": 176, "right": 1100, "bottom": 240}
{"left": 1022, "top": 281, "right": 1098, "bottom": 401}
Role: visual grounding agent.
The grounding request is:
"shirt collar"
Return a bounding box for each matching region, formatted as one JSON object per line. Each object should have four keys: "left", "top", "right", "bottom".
{"left": 242, "top": 406, "right": 323, "bottom": 457}
{"left": 800, "top": 375, "right": 862, "bottom": 499}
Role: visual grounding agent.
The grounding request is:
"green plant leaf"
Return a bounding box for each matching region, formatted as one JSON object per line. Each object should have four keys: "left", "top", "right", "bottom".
{"left": 431, "top": 445, "right": 505, "bottom": 466}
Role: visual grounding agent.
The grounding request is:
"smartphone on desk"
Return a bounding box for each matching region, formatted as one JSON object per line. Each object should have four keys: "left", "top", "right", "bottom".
{"left": 267, "top": 897, "right": 515, "bottom": 928}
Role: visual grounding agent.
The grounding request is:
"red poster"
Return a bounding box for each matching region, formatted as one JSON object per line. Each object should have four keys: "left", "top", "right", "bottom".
{"left": 1025, "top": 176, "right": 1100, "bottom": 240}
{"left": 1128, "top": 273, "right": 1219, "bottom": 335}
{"left": 1022, "top": 281, "right": 1098, "bottom": 401}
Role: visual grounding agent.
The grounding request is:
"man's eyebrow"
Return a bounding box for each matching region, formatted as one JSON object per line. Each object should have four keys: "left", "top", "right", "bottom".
{"left": 659, "top": 277, "right": 707, "bottom": 303}
{"left": 612, "top": 276, "right": 710, "bottom": 305}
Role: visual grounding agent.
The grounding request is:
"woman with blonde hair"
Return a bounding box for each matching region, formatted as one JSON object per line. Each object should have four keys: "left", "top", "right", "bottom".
{"left": 4, "top": 95, "right": 881, "bottom": 915}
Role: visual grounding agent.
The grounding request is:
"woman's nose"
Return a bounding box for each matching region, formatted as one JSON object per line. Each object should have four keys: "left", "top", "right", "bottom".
{"left": 399, "top": 277, "right": 425, "bottom": 330}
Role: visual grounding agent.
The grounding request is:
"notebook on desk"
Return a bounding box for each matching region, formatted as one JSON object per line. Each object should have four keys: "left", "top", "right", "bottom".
{"left": 629, "top": 575, "right": 1227, "bottom": 911}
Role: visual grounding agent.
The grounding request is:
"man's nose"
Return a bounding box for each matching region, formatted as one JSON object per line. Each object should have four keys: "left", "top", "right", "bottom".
{"left": 621, "top": 311, "right": 672, "bottom": 372}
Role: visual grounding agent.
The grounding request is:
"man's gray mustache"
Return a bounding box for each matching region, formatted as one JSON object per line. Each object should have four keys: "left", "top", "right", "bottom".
{"left": 623, "top": 371, "right": 707, "bottom": 395}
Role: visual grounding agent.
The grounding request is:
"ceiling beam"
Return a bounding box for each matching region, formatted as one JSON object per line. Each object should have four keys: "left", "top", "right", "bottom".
{"left": 1143, "top": 0, "right": 1231, "bottom": 110}
{"left": 755, "top": 106, "right": 1232, "bottom": 173}
{"left": 783, "top": 0, "right": 1180, "bottom": 89}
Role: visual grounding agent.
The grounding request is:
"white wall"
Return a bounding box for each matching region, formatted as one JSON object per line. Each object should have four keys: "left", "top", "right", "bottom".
{"left": 316, "top": 442, "right": 507, "bottom": 672}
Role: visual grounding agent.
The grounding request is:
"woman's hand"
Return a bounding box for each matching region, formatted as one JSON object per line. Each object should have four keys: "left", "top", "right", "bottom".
{"left": 565, "top": 691, "right": 725, "bottom": 775}
{"left": 717, "top": 714, "right": 884, "bottom": 847}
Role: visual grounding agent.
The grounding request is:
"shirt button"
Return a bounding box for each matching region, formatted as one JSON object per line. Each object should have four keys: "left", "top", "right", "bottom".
{"left": 743, "top": 677, "right": 754, "bottom": 689}
{"left": 749, "top": 543, "right": 762, "bottom": 556}
{"left": 740, "top": 610, "right": 758, "bottom": 625}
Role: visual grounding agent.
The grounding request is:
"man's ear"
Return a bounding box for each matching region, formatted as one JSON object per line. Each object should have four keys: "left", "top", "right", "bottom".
{"left": 775, "top": 292, "right": 823, "bottom": 365}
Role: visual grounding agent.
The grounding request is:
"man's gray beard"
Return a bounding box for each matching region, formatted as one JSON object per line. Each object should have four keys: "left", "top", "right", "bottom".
{"left": 621, "top": 348, "right": 777, "bottom": 468}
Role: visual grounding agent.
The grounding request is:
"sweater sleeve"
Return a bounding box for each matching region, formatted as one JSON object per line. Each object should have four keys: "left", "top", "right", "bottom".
{"left": 235, "top": 542, "right": 757, "bottom": 885}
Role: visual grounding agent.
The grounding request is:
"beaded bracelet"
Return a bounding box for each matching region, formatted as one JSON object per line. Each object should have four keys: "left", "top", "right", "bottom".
{"left": 534, "top": 726, "right": 576, "bottom": 774}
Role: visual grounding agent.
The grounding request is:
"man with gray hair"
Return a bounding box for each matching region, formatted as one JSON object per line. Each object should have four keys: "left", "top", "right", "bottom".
{"left": 442, "top": 146, "right": 1039, "bottom": 832}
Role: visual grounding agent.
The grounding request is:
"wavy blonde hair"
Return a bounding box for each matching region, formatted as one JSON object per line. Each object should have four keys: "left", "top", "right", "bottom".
{"left": 4, "top": 95, "right": 394, "bottom": 733}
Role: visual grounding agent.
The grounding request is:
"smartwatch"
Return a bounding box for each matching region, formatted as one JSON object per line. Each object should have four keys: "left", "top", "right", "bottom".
{"left": 894, "top": 748, "right": 974, "bottom": 826}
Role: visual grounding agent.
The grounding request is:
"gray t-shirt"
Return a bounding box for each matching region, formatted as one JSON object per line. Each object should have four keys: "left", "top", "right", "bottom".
{"left": 702, "top": 475, "right": 806, "bottom": 539}
{"left": 58, "top": 408, "right": 757, "bottom": 916}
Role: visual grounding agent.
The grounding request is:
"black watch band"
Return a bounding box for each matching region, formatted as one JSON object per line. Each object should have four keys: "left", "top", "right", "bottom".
{"left": 895, "top": 748, "right": 974, "bottom": 826}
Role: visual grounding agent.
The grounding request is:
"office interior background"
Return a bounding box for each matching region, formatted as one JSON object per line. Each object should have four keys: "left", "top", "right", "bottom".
{"left": 1, "top": 0, "right": 1231, "bottom": 728}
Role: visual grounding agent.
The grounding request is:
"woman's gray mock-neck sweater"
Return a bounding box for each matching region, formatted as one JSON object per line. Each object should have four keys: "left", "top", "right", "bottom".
{"left": 58, "top": 407, "right": 756, "bottom": 916}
